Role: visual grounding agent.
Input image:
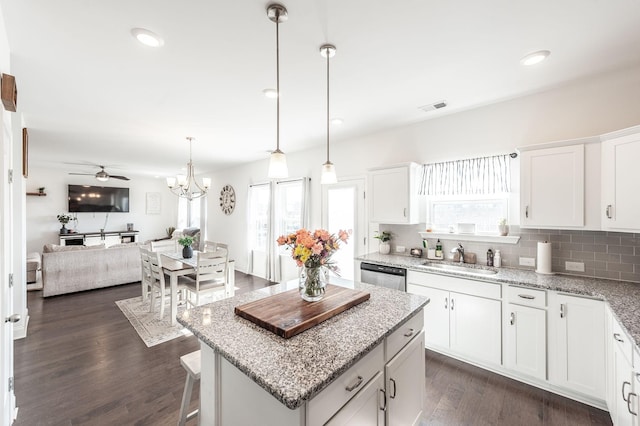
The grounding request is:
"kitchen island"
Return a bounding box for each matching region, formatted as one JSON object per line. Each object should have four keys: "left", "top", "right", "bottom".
{"left": 178, "top": 279, "right": 429, "bottom": 425}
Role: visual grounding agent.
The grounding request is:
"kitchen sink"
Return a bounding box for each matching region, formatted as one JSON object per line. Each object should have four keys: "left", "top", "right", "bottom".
{"left": 420, "top": 262, "right": 498, "bottom": 275}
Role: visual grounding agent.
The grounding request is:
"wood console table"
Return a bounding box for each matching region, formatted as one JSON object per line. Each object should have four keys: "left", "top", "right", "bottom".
{"left": 59, "top": 230, "right": 139, "bottom": 247}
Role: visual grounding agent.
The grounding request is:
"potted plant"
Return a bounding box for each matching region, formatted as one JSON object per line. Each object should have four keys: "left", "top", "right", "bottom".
{"left": 56, "top": 214, "right": 72, "bottom": 234}
{"left": 498, "top": 218, "right": 509, "bottom": 236}
{"left": 374, "top": 231, "right": 392, "bottom": 254}
{"left": 178, "top": 235, "right": 194, "bottom": 259}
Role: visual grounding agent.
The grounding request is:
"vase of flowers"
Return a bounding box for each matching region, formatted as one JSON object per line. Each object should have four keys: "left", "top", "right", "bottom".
{"left": 57, "top": 214, "right": 72, "bottom": 234}
{"left": 374, "top": 231, "right": 392, "bottom": 254}
{"left": 277, "top": 228, "right": 349, "bottom": 302}
{"left": 178, "top": 236, "right": 194, "bottom": 259}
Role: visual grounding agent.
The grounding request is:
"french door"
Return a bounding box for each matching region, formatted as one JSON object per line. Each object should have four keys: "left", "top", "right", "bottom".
{"left": 322, "top": 178, "right": 366, "bottom": 280}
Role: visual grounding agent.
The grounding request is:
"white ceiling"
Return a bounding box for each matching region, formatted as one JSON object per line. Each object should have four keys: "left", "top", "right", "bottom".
{"left": 2, "top": 0, "right": 640, "bottom": 179}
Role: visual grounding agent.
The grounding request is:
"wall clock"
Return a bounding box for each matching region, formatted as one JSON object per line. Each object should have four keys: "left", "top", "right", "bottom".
{"left": 219, "top": 185, "right": 236, "bottom": 215}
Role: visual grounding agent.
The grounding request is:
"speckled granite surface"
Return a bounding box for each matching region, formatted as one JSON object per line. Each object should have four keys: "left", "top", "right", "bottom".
{"left": 358, "top": 252, "right": 640, "bottom": 350}
{"left": 177, "top": 280, "right": 428, "bottom": 410}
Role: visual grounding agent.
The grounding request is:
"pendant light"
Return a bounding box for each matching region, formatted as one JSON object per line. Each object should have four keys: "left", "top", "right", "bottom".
{"left": 267, "top": 4, "right": 289, "bottom": 179}
{"left": 166, "top": 137, "right": 211, "bottom": 200}
{"left": 320, "top": 44, "right": 337, "bottom": 185}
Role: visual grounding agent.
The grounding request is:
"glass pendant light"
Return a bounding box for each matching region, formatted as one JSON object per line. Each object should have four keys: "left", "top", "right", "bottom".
{"left": 320, "top": 44, "right": 337, "bottom": 185}
{"left": 267, "top": 4, "right": 289, "bottom": 179}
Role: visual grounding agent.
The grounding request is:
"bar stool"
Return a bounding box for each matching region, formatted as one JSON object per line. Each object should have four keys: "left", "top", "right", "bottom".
{"left": 178, "top": 350, "right": 201, "bottom": 426}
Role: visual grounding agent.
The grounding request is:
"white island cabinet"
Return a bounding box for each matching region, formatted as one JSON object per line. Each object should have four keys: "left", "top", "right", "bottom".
{"left": 179, "top": 280, "right": 428, "bottom": 426}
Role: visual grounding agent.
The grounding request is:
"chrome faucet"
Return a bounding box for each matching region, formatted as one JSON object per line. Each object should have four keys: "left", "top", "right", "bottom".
{"left": 451, "top": 243, "right": 465, "bottom": 263}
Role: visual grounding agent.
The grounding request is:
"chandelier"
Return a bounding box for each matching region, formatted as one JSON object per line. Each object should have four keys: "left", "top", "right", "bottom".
{"left": 166, "top": 137, "right": 211, "bottom": 200}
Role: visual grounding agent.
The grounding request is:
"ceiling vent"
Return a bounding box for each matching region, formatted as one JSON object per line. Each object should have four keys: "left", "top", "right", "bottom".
{"left": 419, "top": 101, "right": 447, "bottom": 112}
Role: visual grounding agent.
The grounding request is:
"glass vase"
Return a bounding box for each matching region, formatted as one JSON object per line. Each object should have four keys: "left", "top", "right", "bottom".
{"left": 299, "top": 265, "right": 327, "bottom": 302}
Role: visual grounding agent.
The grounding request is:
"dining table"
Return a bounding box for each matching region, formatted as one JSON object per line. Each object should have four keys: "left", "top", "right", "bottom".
{"left": 160, "top": 251, "right": 236, "bottom": 326}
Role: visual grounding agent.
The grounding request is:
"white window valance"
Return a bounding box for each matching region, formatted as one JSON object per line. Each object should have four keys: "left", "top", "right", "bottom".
{"left": 419, "top": 154, "right": 511, "bottom": 196}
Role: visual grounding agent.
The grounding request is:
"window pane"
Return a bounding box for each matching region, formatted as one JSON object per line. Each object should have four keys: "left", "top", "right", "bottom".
{"left": 430, "top": 198, "right": 507, "bottom": 233}
{"left": 275, "top": 180, "right": 303, "bottom": 237}
{"left": 177, "top": 197, "right": 188, "bottom": 230}
{"left": 248, "top": 184, "right": 271, "bottom": 251}
{"left": 189, "top": 197, "right": 201, "bottom": 228}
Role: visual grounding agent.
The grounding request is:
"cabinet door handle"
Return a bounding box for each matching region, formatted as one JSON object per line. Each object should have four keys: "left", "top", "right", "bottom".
{"left": 560, "top": 303, "right": 565, "bottom": 318}
{"left": 510, "top": 312, "right": 515, "bottom": 325}
{"left": 623, "top": 381, "right": 631, "bottom": 402}
{"left": 444, "top": 297, "right": 448, "bottom": 310}
{"left": 518, "top": 294, "right": 535, "bottom": 300}
{"left": 628, "top": 392, "right": 638, "bottom": 416}
{"left": 403, "top": 207, "right": 407, "bottom": 217}
{"left": 525, "top": 205, "right": 529, "bottom": 218}
{"left": 403, "top": 328, "right": 415, "bottom": 338}
{"left": 606, "top": 204, "right": 612, "bottom": 219}
{"left": 389, "top": 378, "right": 397, "bottom": 399}
{"left": 345, "top": 375, "right": 363, "bottom": 392}
{"left": 636, "top": 373, "right": 640, "bottom": 384}
{"left": 379, "top": 389, "right": 387, "bottom": 411}
{"left": 614, "top": 333, "right": 624, "bottom": 343}
{"left": 451, "top": 298, "right": 454, "bottom": 311}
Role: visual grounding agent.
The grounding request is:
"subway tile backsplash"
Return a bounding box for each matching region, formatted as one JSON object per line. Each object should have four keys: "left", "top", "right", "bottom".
{"left": 380, "top": 224, "right": 640, "bottom": 283}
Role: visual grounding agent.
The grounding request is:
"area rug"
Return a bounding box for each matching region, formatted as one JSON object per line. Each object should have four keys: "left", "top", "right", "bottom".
{"left": 115, "top": 296, "right": 193, "bottom": 347}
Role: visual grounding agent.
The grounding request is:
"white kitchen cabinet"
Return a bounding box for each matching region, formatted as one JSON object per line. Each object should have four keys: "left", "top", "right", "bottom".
{"left": 385, "top": 330, "right": 425, "bottom": 426}
{"left": 548, "top": 293, "right": 605, "bottom": 400}
{"left": 520, "top": 144, "right": 585, "bottom": 228}
{"left": 326, "top": 372, "right": 385, "bottom": 426}
{"left": 601, "top": 130, "right": 640, "bottom": 232}
{"left": 407, "top": 271, "right": 502, "bottom": 366}
{"left": 368, "top": 163, "right": 420, "bottom": 224}
{"left": 505, "top": 303, "right": 547, "bottom": 380}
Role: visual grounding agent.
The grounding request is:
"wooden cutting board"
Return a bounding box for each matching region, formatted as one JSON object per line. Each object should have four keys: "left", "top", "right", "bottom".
{"left": 234, "top": 285, "right": 371, "bottom": 339}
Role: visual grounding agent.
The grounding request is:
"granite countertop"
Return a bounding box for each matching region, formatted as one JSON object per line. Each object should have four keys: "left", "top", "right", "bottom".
{"left": 358, "top": 252, "right": 640, "bottom": 350}
{"left": 177, "top": 280, "right": 429, "bottom": 410}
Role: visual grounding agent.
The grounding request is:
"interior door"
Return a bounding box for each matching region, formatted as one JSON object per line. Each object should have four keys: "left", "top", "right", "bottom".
{"left": 322, "top": 178, "right": 366, "bottom": 280}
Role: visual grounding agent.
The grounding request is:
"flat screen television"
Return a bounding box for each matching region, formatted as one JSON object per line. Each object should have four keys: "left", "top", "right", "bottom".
{"left": 68, "top": 185, "right": 130, "bottom": 213}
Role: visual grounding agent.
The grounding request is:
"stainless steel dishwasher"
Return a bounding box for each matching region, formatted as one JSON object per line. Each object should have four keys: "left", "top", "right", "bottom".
{"left": 360, "top": 262, "right": 406, "bottom": 291}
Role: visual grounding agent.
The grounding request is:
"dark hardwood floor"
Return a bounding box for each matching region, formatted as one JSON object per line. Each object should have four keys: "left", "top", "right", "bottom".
{"left": 14, "top": 273, "right": 612, "bottom": 425}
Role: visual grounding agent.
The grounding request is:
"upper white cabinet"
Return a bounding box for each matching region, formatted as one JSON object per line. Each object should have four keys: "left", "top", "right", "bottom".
{"left": 601, "top": 128, "right": 640, "bottom": 232}
{"left": 520, "top": 144, "right": 585, "bottom": 228}
{"left": 368, "top": 163, "right": 420, "bottom": 224}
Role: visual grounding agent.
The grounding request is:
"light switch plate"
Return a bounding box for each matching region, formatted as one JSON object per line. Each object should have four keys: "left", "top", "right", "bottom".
{"left": 519, "top": 257, "right": 536, "bottom": 267}
{"left": 565, "top": 261, "right": 585, "bottom": 272}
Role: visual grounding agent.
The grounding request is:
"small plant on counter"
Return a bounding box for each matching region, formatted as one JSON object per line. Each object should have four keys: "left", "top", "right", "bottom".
{"left": 373, "top": 231, "right": 392, "bottom": 242}
{"left": 178, "top": 236, "right": 194, "bottom": 247}
{"left": 56, "top": 214, "right": 72, "bottom": 224}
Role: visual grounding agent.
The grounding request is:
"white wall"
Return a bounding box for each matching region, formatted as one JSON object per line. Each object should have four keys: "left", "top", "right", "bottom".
{"left": 25, "top": 168, "right": 178, "bottom": 254}
{"left": 205, "top": 64, "right": 640, "bottom": 274}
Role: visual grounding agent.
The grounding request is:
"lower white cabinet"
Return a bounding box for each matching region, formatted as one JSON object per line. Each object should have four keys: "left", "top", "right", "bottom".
{"left": 326, "top": 372, "right": 385, "bottom": 426}
{"left": 548, "top": 293, "right": 606, "bottom": 400}
{"left": 505, "top": 303, "right": 547, "bottom": 380}
{"left": 385, "top": 331, "right": 425, "bottom": 426}
{"left": 407, "top": 271, "right": 502, "bottom": 366}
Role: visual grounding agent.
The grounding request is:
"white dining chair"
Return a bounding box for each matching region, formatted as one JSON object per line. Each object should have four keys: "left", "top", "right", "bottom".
{"left": 183, "top": 251, "right": 230, "bottom": 308}
{"left": 150, "top": 239, "right": 178, "bottom": 253}
{"left": 147, "top": 250, "right": 190, "bottom": 319}
{"left": 139, "top": 247, "right": 152, "bottom": 302}
{"left": 203, "top": 241, "right": 228, "bottom": 255}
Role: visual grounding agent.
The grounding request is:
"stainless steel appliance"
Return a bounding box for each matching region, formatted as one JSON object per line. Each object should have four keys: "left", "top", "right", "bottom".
{"left": 360, "top": 262, "right": 406, "bottom": 291}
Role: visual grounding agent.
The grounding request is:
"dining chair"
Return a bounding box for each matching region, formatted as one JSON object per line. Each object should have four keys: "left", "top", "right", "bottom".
{"left": 147, "top": 250, "right": 187, "bottom": 318}
{"left": 139, "top": 247, "right": 152, "bottom": 302}
{"left": 150, "top": 239, "right": 179, "bottom": 253}
{"left": 203, "top": 241, "right": 228, "bottom": 254}
{"left": 183, "top": 251, "right": 230, "bottom": 308}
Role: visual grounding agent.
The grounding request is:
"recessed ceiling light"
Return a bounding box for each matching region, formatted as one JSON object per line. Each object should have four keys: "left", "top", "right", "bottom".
{"left": 520, "top": 50, "right": 550, "bottom": 66}
{"left": 331, "top": 118, "right": 344, "bottom": 125}
{"left": 131, "top": 28, "right": 164, "bottom": 48}
{"left": 262, "top": 88, "right": 278, "bottom": 99}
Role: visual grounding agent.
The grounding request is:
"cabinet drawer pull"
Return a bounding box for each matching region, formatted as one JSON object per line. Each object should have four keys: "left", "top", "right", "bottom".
{"left": 389, "top": 378, "right": 397, "bottom": 399}
{"left": 518, "top": 294, "right": 535, "bottom": 300}
{"left": 614, "top": 333, "right": 624, "bottom": 343}
{"left": 560, "top": 304, "right": 565, "bottom": 318}
{"left": 379, "top": 389, "right": 387, "bottom": 411}
{"left": 525, "top": 205, "right": 529, "bottom": 218}
{"left": 509, "top": 312, "right": 515, "bottom": 325}
{"left": 345, "top": 375, "right": 363, "bottom": 392}
{"left": 403, "top": 328, "right": 415, "bottom": 338}
{"left": 628, "top": 392, "right": 638, "bottom": 416}
{"left": 403, "top": 208, "right": 407, "bottom": 217}
{"left": 623, "top": 381, "right": 631, "bottom": 402}
{"left": 606, "top": 204, "right": 612, "bottom": 219}
{"left": 451, "top": 298, "right": 454, "bottom": 311}
{"left": 444, "top": 297, "right": 448, "bottom": 310}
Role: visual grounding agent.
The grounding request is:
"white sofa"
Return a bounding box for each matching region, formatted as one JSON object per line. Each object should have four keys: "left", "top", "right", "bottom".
{"left": 42, "top": 243, "right": 142, "bottom": 297}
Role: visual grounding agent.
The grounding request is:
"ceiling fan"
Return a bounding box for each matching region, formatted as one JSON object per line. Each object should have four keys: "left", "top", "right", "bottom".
{"left": 69, "top": 166, "right": 130, "bottom": 182}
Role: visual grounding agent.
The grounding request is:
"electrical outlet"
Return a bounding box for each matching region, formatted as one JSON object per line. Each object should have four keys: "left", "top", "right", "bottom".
{"left": 395, "top": 245, "right": 405, "bottom": 253}
{"left": 565, "top": 261, "right": 585, "bottom": 272}
{"left": 519, "top": 257, "right": 536, "bottom": 267}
